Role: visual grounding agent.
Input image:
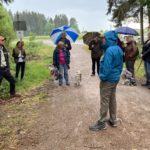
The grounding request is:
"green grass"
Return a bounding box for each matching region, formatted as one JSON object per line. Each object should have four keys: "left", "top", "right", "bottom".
{"left": 0, "top": 39, "right": 53, "bottom": 149}
{"left": 0, "top": 41, "right": 53, "bottom": 99}
{"left": 78, "top": 34, "right": 84, "bottom": 40}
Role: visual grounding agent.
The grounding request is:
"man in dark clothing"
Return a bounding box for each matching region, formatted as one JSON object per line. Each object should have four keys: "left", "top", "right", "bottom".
{"left": 0, "top": 36, "right": 20, "bottom": 98}
{"left": 89, "top": 36, "right": 103, "bottom": 76}
{"left": 57, "top": 32, "right": 72, "bottom": 51}
{"left": 142, "top": 31, "right": 150, "bottom": 89}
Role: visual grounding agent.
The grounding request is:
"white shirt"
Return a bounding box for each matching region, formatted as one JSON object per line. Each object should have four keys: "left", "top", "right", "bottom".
{"left": 0, "top": 46, "right": 7, "bottom": 67}
{"left": 18, "top": 51, "right": 24, "bottom": 62}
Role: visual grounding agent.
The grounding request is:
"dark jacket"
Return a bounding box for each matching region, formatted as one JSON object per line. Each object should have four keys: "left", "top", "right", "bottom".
{"left": 0, "top": 45, "right": 10, "bottom": 68}
{"left": 125, "top": 41, "right": 139, "bottom": 61}
{"left": 142, "top": 40, "right": 150, "bottom": 62}
{"left": 12, "top": 48, "right": 26, "bottom": 63}
{"left": 89, "top": 40, "right": 103, "bottom": 59}
{"left": 53, "top": 47, "right": 70, "bottom": 68}
{"left": 57, "top": 38, "right": 72, "bottom": 51}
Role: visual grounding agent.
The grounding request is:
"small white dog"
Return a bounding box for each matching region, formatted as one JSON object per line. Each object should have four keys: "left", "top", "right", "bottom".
{"left": 75, "top": 70, "right": 82, "bottom": 86}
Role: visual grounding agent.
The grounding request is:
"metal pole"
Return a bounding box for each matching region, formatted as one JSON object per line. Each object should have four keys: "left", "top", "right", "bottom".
{"left": 16, "top": 13, "right": 22, "bottom": 41}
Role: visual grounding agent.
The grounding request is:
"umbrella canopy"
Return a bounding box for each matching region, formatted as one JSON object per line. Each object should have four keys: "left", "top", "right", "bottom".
{"left": 115, "top": 27, "right": 139, "bottom": 36}
{"left": 83, "top": 32, "right": 101, "bottom": 45}
{"left": 50, "top": 25, "right": 79, "bottom": 44}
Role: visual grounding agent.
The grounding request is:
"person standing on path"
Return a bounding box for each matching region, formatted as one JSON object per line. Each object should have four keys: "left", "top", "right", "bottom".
{"left": 0, "top": 36, "right": 20, "bottom": 98}
{"left": 57, "top": 32, "right": 72, "bottom": 52}
{"left": 53, "top": 41, "right": 70, "bottom": 86}
{"left": 89, "top": 36, "right": 103, "bottom": 76}
{"left": 142, "top": 31, "right": 150, "bottom": 89}
{"left": 89, "top": 31, "right": 123, "bottom": 131}
{"left": 12, "top": 41, "right": 26, "bottom": 81}
{"left": 125, "top": 37, "right": 139, "bottom": 78}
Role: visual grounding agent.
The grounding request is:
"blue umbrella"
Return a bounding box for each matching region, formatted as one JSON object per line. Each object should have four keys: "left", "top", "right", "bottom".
{"left": 50, "top": 25, "right": 79, "bottom": 44}
{"left": 115, "top": 27, "right": 139, "bottom": 36}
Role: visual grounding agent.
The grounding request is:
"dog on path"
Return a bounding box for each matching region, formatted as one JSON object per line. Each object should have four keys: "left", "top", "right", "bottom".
{"left": 75, "top": 70, "right": 82, "bottom": 86}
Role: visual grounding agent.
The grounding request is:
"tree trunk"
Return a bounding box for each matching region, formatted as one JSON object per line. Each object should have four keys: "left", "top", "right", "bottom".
{"left": 140, "top": 6, "right": 144, "bottom": 45}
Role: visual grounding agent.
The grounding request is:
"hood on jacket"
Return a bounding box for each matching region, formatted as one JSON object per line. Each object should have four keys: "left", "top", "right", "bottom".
{"left": 104, "top": 31, "right": 118, "bottom": 48}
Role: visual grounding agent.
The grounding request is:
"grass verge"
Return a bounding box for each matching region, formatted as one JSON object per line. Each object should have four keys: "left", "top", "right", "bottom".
{"left": 0, "top": 41, "right": 53, "bottom": 98}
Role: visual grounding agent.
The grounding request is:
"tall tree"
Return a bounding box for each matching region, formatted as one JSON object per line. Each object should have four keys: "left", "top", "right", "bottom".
{"left": 107, "top": 0, "right": 149, "bottom": 44}
{"left": 0, "top": 0, "right": 13, "bottom": 5}
{"left": 54, "top": 14, "right": 69, "bottom": 27}
{"left": 70, "top": 17, "right": 80, "bottom": 33}
{"left": 0, "top": 5, "right": 15, "bottom": 45}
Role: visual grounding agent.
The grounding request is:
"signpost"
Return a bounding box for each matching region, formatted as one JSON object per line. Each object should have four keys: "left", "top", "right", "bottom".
{"left": 13, "top": 13, "right": 27, "bottom": 41}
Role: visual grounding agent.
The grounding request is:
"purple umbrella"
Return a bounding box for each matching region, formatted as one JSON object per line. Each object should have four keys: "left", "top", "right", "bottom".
{"left": 115, "top": 27, "right": 139, "bottom": 36}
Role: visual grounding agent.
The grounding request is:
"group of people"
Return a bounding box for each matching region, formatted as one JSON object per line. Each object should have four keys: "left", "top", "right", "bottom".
{"left": 0, "top": 36, "right": 26, "bottom": 98}
{"left": 0, "top": 29, "right": 150, "bottom": 131}
{"left": 88, "top": 31, "right": 150, "bottom": 131}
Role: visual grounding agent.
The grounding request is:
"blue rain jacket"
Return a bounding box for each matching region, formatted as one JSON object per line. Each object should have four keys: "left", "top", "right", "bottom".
{"left": 99, "top": 31, "right": 123, "bottom": 83}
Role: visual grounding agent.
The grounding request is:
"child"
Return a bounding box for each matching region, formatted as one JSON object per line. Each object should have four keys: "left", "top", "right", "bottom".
{"left": 53, "top": 41, "right": 70, "bottom": 86}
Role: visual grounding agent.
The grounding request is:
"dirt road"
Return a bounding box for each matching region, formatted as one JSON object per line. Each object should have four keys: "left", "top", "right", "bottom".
{"left": 19, "top": 43, "right": 150, "bottom": 150}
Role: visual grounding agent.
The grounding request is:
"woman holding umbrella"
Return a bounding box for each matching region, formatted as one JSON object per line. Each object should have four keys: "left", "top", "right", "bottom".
{"left": 115, "top": 27, "right": 139, "bottom": 85}
{"left": 57, "top": 32, "right": 72, "bottom": 52}
{"left": 125, "top": 36, "right": 139, "bottom": 82}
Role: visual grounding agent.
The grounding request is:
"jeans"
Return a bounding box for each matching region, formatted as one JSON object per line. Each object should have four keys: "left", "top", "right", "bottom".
{"left": 92, "top": 58, "right": 100, "bottom": 75}
{"left": 144, "top": 61, "right": 150, "bottom": 85}
{"left": 126, "top": 60, "right": 135, "bottom": 77}
{"left": 0, "top": 67, "right": 16, "bottom": 95}
{"left": 16, "top": 62, "right": 26, "bottom": 80}
{"left": 59, "top": 64, "right": 69, "bottom": 84}
{"left": 99, "top": 81, "right": 118, "bottom": 124}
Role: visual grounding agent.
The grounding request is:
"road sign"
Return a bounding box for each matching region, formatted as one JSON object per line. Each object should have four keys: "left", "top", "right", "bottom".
{"left": 13, "top": 21, "right": 27, "bottom": 31}
{"left": 16, "top": 31, "right": 24, "bottom": 40}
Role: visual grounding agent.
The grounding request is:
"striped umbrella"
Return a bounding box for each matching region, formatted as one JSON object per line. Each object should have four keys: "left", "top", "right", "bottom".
{"left": 50, "top": 25, "right": 79, "bottom": 44}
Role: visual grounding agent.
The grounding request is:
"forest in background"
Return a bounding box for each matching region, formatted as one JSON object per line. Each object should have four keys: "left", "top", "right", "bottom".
{"left": 10, "top": 11, "right": 80, "bottom": 36}
{"left": 0, "top": 4, "right": 80, "bottom": 44}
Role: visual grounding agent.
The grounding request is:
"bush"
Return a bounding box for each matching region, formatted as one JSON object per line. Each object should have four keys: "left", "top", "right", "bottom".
{"left": 0, "top": 5, "right": 15, "bottom": 46}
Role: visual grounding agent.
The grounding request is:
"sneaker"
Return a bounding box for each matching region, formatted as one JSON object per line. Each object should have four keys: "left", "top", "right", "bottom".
{"left": 89, "top": 121, "right": 107, "bottom": 131}
{"left": 10, "top": 94, "right": 21, "bottom": 98}
{"left": 91, "top": 73, "right": 95, "bottom": 76}
{"left": 108, "top": 120, "right": 117, "bottom": 128}
{"left": 59, "top": 83, "right": 62, "bottom": 86}
{"left": 66, "top": 83, "right": 70, "bottom": 86}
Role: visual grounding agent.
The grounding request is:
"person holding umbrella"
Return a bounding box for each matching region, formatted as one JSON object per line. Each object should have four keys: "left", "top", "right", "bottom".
{"left": 57, "top": 32, "right": 72, "bottom": 52}
{"left": 125, "top": 36, "right": 139, "bottom": 85}
{"left": 89, "top": 35, "right": 103, "bottom": 76}
{"left": 0, "top": 36, "right": 20, "bottom": 98}
{"left": 50, "top": 25, "right": 79, "bottom": 52}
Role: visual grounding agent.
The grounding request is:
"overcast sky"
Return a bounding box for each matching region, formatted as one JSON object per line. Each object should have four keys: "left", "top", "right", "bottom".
{"left": 5, "top": 0, "right": 112, "bottom": 31}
